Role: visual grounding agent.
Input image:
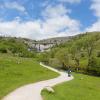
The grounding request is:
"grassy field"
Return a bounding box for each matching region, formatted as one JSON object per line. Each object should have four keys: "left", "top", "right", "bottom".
{"left": 0, "top": 54, "right": 58, "bottom": 99}
{"left": 42, "top": 73, "right": 100, "bottom": 100}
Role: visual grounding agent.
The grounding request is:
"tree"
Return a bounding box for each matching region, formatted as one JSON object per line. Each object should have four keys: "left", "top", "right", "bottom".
{"left": 37, "top": 52, "right": 49, "bottom": 64}
{"left": 87, "top": 57, "right": 100, "bottom": 76}
{"left": 83, "top": 36, "right": 96, "bottom": 67}
{"left": 69, "top": 40, "right": 82, "bottom": 71}
{"left": 55, "top": 48, "right": 70, "bottom": 69}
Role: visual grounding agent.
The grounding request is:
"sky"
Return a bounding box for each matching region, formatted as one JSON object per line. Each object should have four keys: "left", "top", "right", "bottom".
{"left": 0, "top": 0, "right": 100, "bottom": 40}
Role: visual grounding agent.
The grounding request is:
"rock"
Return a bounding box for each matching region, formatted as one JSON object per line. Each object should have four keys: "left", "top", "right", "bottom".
{"left": 44, "top": 86, "right": 55, "bottom": 93}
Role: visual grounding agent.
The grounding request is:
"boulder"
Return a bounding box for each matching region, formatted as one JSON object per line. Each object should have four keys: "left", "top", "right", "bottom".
{"left": 44, "top": 86, "right": 55, "bottom": 93}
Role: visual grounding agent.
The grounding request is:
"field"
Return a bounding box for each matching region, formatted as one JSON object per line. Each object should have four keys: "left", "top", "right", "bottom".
{"left": 0, "top": 54, "right": 58, "bottom": 99}
{"left": 42, "top": 73, "right": 100, "bottom": 100}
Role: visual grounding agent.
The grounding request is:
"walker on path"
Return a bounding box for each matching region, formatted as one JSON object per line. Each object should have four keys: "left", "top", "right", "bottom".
{"left": 68, "top": 69, "right": 71, "bottom": 77}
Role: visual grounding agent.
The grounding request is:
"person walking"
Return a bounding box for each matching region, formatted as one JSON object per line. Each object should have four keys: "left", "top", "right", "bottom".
{"left": 68, "top": 69, "right": 71, "bottom": 77}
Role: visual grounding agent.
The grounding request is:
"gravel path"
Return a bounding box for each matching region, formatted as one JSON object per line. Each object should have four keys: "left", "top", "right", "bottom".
{"left": 2, "top": 63, "right": 74, "bottom": 100}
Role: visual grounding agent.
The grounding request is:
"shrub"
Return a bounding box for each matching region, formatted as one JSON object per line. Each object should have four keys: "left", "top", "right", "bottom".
{"left": 87, "top": 57, "right": 100, "bottom": 76}
{"left": 0, "top": 48, "right": 7, "bottom": 53}
{"left": 97, "top": 52, "right": 100, "bottom": 57}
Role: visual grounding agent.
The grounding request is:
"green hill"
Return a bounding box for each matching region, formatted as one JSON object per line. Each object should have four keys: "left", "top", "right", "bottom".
{"left": 39, "top": 32, "right": 100, "bottom": 76}
{"left": 0, "top": 37, "right": 36, "bottom": 57}
{"left": 38, "top": 36, "right": 72, "bottom": 44}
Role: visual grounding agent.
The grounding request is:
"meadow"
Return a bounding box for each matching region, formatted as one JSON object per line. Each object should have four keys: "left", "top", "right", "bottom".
{"left": 42, "top": 73, "right": 100, "bottom": 100}
{"left": 0, "top": 54, "right": 58, "bottom": 99}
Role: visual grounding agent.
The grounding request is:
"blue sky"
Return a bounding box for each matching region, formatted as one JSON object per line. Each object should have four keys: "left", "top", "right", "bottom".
{"left": 0, "top": 0, "right": 100, "bottom": 39}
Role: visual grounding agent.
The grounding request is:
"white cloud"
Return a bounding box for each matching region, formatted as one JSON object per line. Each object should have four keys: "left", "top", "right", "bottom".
{"left": 0, "top": 20, "right": 42, "bottom": 39}
{"left": 0, "top": 4, "right": 81, "bottom": 40}
{"left": 42, "top": 4, "right": 71, "bottom": 18}
{"left": 41, "top": 4, "right": 80, "bottom": 38}
{"left": 42, "top": 15, "right": 80, "bottom": 35}
{"left": 3, "top": 2, "right": 26, "bottom": 12}
{"left": 86, "top": 19, "right": 100, "bottom": 32}
{"left": 90, "top": 0, "right": 100, "bottom": 18}
{"left": 86, "top": 0, "right": 100, "bottom": 32}
{"left": 59, "top": 0, "right": 81, "bottom": 4}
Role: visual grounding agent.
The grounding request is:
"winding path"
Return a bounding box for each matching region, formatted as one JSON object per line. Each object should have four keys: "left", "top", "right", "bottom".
{"left": 2, "top": 63, "right": 74, "bottom": 100}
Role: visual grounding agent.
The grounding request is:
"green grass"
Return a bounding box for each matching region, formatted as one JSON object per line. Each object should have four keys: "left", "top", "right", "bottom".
{"left": 42, "top": 73, "right": 100, "bottom": 100}
{"left": 0, "top": 54, "right": 58, "bottom": 99}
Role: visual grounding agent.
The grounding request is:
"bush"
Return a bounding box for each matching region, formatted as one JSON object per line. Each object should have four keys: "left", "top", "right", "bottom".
{"left": 37, "top": 52, "right": 49, "bottom": 64}
{"left": 97, "top": 52, "right": 100, "bottom": 57}
{"left": 87, "top": 57, "right": 100, "bottom": 76}
{"left": 81, "top": 53, "right": 85, "bottom": 57}
{"left": 0, "top": 48, "right": 7, "bottom": 53}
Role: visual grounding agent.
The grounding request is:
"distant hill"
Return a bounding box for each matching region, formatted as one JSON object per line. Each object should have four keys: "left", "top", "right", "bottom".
{"left": 0, "top": 31, "right": 100, "bottom": 57}
{"left": 0, "top": 36, "right": 36, "bottom": 57}
{"left": 38, "top": 36, "right": 72, "bottom": 44}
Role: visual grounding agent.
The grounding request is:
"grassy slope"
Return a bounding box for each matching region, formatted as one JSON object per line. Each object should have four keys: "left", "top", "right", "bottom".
{"left": 42, "top": 73, "right": 100, "bottom": 100}
{"left": 46, "top": 32, "right": 100, "bottom": 75}
{"left": 0, "top": 54, "right": 58, "bottom": 99}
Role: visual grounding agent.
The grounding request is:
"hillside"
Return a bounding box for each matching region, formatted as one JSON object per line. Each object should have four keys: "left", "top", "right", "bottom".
{"left": 0, "top": 36, "right": 73, "bottom": 55}
{"left": 39, "top": 32, "right": 100, "bottom": 76}
{"left": 0, "top": 37, "right": 36, "bottom": 57}
{"left": 38, "top": 36, "right": 72, "bottom": 44}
